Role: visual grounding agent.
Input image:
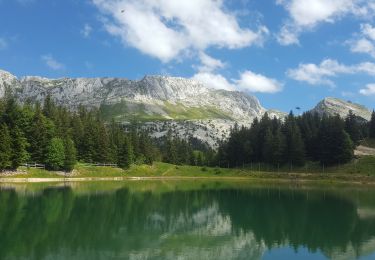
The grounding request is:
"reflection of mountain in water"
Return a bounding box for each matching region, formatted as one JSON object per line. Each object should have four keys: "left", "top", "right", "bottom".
{"left": 1, "top": 185, "right": 375, "bottom": 259}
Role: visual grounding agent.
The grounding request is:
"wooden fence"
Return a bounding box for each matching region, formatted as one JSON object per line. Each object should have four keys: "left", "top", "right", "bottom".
{"left": 22, "top": 163, "right": 45, "bottom": 169}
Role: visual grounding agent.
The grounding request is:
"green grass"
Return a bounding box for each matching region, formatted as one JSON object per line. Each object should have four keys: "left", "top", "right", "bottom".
{"left": 1, "top": 156, "right": 375, "bottom": 184}
{"left": 162, "top": 102, "right": 232, "bottom": 120}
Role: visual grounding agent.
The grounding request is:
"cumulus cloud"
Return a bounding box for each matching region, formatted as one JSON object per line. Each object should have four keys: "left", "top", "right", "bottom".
{"left": 235, "top": 71, "right": 283, "bottom": 93}
{"left": 41, "top": 54, "right": 65, "bottom": 71}
{"left": 192, "top": 72, "right": 235, "bottom": 91}
{"left": 92, "top": 0, "right": 268, "bottom": 62}
{"left": 276, "top": 0, "right": 374, "bottom": 45}
{"left": 0, "top": 38, "right": 7, "bottom": 50}
{"left": 287, "top": 59, "right": 375, "bottom": 86}
{"left": 197, "top": 52, "right": 225, "bottom": 73}
{"left": 191, "top": 53, "right": 282, "bottom": 93}
{"left": 81, "top": 24, "right": 93, "bottom": 38}
{"left": 360, "top": 83, "right": 375, "bottom": 96}
{"left": 348, "top": 24, "right": 375, "bottom": 58}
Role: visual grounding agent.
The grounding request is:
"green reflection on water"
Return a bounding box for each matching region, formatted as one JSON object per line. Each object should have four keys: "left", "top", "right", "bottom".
{"left": 1, "top": 181, "right": 375, "bottom": 259}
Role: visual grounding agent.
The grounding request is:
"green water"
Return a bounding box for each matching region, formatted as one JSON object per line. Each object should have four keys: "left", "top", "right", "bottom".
{"left": 1, "top": 181, "right": 375, "bottom": 260}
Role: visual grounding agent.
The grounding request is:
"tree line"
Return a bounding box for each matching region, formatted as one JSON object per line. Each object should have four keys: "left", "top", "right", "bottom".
{"left": 216, "top": 110, "right": 375, "bottom": 168}
{"left": 0, "top": 93, "right": 163, "bottom": 171}
{"left": 0, "top": 93, "right": 214, "bottom": 171}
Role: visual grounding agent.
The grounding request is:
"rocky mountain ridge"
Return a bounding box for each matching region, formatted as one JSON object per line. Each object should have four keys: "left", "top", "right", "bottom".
{"left": 0, "top": 69, "right": 373, "bottom": 148}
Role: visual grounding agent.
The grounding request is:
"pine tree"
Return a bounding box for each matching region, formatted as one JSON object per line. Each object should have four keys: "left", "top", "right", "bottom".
{"left": 118, "top": 137, "right": 134, "bottom": 169}
{"left": 283, "top": 113, "right": 305, "bottom": 166}
{"left": 94, "top": 122, "right": 110, "bottom": 163}
{"left": 0, "top": 124, "right": 12, "bottom": 170}
{"left": 45, "top": 138, "right": 65, "bottom": 171}
{"left": 318, "top": 115, "right": 353, "bottom": 165}
{"left": 28, "top": 107, "right": 55, "bottom": 163}
{"left": 345, "top": 110, "right": 361, "bottom": 146}
{"left": 263, "top": 127, "right": 285, "bottom": 166}
{"left": 11, "top": 127, "right": 29, "bottom": 169}
{"left": 63, "top": 137, "right": 77, "bottom": 171}
{"left": 43, "top": 94, "right": 56, "bottom": 120}
{"left": 370, "top": 111, "right": 375, "bottom": 139}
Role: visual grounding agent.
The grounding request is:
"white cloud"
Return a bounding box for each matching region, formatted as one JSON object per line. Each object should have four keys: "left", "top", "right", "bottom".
{"left": 192, "top": 72, "right": 235, "bottom": 91}
{"left": 191, "top": 53, "right": 282, "bottom": 93}
{"left": 41, "top": 54, "right": 65, "bottom": 71}
{"left": 349, "top": 24, "right": 375, "bottom": 58}
{"left": 235, "top": 71, "right": 283, "bottom": 93}
{"left": 360, "top": 83, "right": 375, "bottom": 95}
{"left": 0, "top": 38, "right": 7, "bottom": 50}
{"left": 287, "top": 59, "right": 375, "bottom": 86}
{"left": 197, "top": 52, "right": 225, "bottom": 73}
{"left": 276, "top": 0, "right": 375, "bottom": 45}
{"left": 92, "top": 0, "right": 268, "bottom": 62}
{"left": 81, "top": 24, "right": 93, "bottom": 38}
{"left": 276, "top": 25, "right": 300, "bottom": 46}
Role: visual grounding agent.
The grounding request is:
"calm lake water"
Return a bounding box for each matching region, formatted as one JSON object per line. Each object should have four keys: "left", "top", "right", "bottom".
{"left": 1, "top": 180, "right": 375, "bottom": 260}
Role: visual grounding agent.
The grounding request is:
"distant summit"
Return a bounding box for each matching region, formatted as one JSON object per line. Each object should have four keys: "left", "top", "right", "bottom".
{"left": 311, "top": 97, "right": 372, "bottom": 122}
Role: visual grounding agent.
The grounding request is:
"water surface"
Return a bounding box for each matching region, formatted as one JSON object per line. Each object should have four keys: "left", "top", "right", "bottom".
{"left": 1, "top": 181, "right": 375, "bottom": 259}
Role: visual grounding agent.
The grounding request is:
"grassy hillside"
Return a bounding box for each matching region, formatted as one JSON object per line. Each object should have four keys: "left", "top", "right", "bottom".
{"left": 99, "top": 101, "right": 233, "bottom": 121}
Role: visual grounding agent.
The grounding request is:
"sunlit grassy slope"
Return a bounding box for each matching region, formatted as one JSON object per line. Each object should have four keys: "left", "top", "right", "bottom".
{"left": 99, "top": 101, "right": 233, "bottom": 121}
{"left": 4, "top": 156, "right": 374, "bottom": 181}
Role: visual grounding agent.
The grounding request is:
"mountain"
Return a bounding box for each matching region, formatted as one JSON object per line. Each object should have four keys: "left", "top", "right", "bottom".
{"left": 0, "top": 69, "right": 285, "bottom": 148}
{"left": 311, "top": 97, "right": 372, "bottom": 122}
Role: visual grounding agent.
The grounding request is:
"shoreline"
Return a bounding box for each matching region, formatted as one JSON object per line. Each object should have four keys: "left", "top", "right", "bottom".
{"left": 1, "top": 174, "right": 375, "bottom": 185}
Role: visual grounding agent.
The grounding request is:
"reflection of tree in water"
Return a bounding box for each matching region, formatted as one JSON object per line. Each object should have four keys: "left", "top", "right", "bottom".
{"left": 0, "top": 186, "right": 375, "bottom": 259}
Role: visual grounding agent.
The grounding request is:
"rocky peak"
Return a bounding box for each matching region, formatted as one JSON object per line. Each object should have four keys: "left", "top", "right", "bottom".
{"left": 312, "top": 97, "right": 372, "bottom": 121}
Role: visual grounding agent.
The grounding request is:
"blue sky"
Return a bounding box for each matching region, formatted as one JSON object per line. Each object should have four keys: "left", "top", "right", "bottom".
{"left": 1, "top": 0, "right": 375, "bottom": 112}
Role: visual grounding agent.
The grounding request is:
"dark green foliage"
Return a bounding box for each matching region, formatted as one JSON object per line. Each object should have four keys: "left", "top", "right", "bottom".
{"left": 11, "top": 127, "right": 29, "bottom": 169}
{"left": 345, "top": 110, "right": 361, "bottom": 146}
{"left": 317, "top": 116, "right": 353, "bottom": 166}
{"left": 0, "top": 124, "right": 12, "bottom": 170}
{"left": 45, "top": 138, "right": 65, "bottom": 171}
{"left": 370, "top": 111, "right": 375, "bottom": 139}
{"left": 28, "top": 107, "right": 55, "bottom": 163}
{"left": 217, "top": 112, "right": 355, "bottom": 168}
{"left": 118, "top": 137, "right": 134, "bottom": 169}
{"left": 0, "top": 94, "right": 164, "bottom": 171}
{"left": 282, "top": 113, "right": 305, "bottom": 166}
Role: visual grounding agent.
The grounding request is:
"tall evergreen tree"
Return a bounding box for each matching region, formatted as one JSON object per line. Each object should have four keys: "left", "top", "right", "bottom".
{"left": 370, "top": 111, "right": 375, "bottom": 139}
{"left": 0, "top": 124, "right": 12, "bottom": 170}
{"left": 317, "top": 115, "right": 353, "bottom": 165}
{"left": 28, "top": 107, "right": 55, "bottom": 163}
{"left": 282, "top": 112, "right": 305, "bottom": 166}
{"left": 345, "top": 110, "right": 361, "bottom": 146}
{"left": 11, "top": 126, "right": 29, "bottom": 169}
{"left": 118, "top": 136, "right": 134, "bottom": 169}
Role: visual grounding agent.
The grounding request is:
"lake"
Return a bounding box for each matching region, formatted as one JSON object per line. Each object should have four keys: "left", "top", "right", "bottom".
{"left": 1, "top": 180, "right": 375, "bottom": 260}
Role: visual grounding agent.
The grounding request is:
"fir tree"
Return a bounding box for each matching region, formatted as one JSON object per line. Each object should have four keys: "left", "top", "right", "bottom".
{"left": 118, "top": 137, "right": 134, "bottom": 169}
{"left": 28, "top": 107, "right": 55, "bottom": 163}
{"left": 0, "top": 124, "right": 12, "bottom": 170}
{"left": 370, "top": 111, "right": 375, "bottom": 139}
{"left": 283, "top": 113, "right": 305, "bottom": 166}
{"left": 11, "top": 127, "right": 29, "bottom": 169}
{"left": 318, "top": 115, "right": 353, "bottom": 165}
{"left": 345, "top": 110, "right": 361, "bottom": 146}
